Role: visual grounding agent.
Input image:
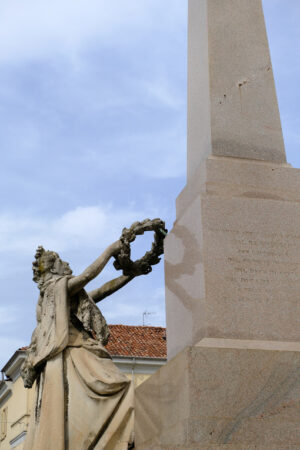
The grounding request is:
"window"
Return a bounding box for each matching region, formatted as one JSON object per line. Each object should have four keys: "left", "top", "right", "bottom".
{"left": 0, "top": 407, "right": 7, "bottom": 440}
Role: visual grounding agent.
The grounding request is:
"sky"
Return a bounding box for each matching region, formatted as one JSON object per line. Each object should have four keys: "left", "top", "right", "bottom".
{"left": 0, "top": 0, "right": 299, "bottom": 369}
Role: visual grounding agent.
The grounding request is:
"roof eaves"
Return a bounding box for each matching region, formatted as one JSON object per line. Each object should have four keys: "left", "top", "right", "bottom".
{"left": 1, "top": 350, "right": 26, "bottom": 377}
{"left": 111, "top": 354, "right": 167, "bottom": 361}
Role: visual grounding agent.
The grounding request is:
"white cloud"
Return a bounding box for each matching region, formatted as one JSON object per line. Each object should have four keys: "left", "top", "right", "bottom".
{"left": 0, "top": 203, "right": 161, "bottom": 255}
{"left": 144, "top": 77, "right": 184, "bottom": 110}
{"left": 75, "top": 125, "right": 187, "bottom": 180}
{"left": 0, "top": 0, "right": 185, "bottom": 64}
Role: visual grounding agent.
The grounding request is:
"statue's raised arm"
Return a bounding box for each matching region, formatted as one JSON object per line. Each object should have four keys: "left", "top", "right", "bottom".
{"left": 87, "top": 218, "right": 167, "bottom": 302}
{"left": 67, "top": 239, "right": 122, "bottom": 295}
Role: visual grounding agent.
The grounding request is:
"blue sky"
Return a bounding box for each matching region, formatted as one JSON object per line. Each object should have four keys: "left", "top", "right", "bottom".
{"left": 0, "top": 0, "right": 299, "bottom": 369}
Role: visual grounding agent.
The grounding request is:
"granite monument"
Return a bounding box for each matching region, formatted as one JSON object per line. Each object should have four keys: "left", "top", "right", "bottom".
{"left": 135, "top": 1, "right": 300, "bottom": 448}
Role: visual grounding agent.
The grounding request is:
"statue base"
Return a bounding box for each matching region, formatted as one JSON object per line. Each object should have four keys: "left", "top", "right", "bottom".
{"left": 135, "top": 339, "right": 300, "bottom": 448}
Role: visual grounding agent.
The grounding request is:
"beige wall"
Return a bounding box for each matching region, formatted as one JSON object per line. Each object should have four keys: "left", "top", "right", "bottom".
{"left": 0, "top": 377, "right": 34, "bottom": 450}
{"left": 126, "top": 372, "right": 151, "bottom": 388}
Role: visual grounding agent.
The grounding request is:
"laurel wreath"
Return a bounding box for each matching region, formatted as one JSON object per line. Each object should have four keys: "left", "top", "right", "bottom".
{"left": 113, "top": 218, "right": 167, "bottom": 276}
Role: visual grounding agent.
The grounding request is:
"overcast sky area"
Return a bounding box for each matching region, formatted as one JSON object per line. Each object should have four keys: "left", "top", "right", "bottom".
{"left": 0, "top": 0, "right": 299, "bottom": 369}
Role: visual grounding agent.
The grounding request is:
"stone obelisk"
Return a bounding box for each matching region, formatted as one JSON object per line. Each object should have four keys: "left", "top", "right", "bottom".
{"left": 166, "top": 0, "right": 293, "bottom": 360}
{"left": 136, "top": 1, "right": 300, "bottom": 448}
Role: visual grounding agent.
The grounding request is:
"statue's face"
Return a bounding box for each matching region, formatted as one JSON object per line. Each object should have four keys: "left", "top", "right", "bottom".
{"left": 33, "top": 250, "right": 73, "bottom": 285}
{"left": 52, "top": 258, "right": 73, "bottom": 276}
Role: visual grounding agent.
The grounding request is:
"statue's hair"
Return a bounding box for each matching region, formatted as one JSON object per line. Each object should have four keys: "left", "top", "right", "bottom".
{"left": 32, "top": 246, "right": 60, "bottom": 283}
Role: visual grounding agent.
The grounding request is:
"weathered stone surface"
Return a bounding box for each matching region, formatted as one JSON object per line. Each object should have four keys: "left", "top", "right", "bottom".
{"left": 187, "top": 0, "right": 286, "bottom": 180}
{"left": 137, "top": 1, "right": 298, "bottom": 448}
{"left": 22, "top": 244, "right": 136, "bottom": 450}
{"left": 135, "top": 339, "right": 300, "bottom": 449}
{"left": 166, "top": 157, "right": 300, "bottom": 360}
{"left": 137, "top": 446, "right": 300, "bottom": 449}
{"left": 166, "top": 0, "right": 292, "bottom": 360}
{"left": 21, "top": 218, "right": 166, "bottom": 450}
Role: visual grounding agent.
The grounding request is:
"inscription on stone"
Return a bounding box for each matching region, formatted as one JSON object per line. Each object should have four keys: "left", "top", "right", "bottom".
{"left": 213, "top": 229, "right": 300, "bottom": 302}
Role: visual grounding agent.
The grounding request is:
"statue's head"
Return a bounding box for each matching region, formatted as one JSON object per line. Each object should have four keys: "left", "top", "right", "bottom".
{"left": 32, "top": 246, "right": 72, "bottom": 285}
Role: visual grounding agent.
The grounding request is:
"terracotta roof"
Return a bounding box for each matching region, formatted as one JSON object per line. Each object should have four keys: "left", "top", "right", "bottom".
{"left": 18, "top": 325, "right": 167, "bottom": 359}
{"left": 106, "top": 325, "right": 167, "bottom": 358}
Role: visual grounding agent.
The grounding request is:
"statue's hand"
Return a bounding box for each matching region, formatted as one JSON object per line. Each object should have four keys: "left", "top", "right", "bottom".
{"left": 21, "top": 360, "right": 38, "bottom": 389}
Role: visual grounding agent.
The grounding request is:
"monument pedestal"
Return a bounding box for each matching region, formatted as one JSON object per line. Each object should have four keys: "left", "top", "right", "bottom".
{"left": 135, "top": 156, "right": 300, "bottom": 449}
{"left": 136, "top": 339, "right": 300, "bottom": 449}
{"left": 165, "top": 157, "right": 300, "bottom": 360}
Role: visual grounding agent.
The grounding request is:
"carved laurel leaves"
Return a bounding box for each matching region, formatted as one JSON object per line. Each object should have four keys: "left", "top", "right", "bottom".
{"left": 113, "top": 218, "right": 167, "bottom": 277}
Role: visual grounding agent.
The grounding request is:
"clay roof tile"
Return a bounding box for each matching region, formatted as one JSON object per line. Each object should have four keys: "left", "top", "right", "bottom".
{"left": 18, "top": 325, "right": 167, "bottom": 359}
{"left": 106, "top": 325, "right": 167, "bottom": 358}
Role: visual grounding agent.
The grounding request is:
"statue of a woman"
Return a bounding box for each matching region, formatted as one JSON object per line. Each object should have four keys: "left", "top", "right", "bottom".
{"left": 21, "top": 239, "right": 138, "bottom": 450}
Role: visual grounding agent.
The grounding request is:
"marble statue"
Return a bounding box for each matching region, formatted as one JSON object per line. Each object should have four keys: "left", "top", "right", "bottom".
{"left": 21, "top": 219, "right": 166, "bottom": 450}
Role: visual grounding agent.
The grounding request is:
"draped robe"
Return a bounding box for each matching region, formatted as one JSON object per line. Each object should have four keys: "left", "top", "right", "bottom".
{"left": 22, "top": 276, "right": 134, "bottom": 450}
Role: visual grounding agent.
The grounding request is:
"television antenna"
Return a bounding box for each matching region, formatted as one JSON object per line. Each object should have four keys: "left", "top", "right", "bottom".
{"left": 142, "top": 310, "right": 155, "bottom": 326}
